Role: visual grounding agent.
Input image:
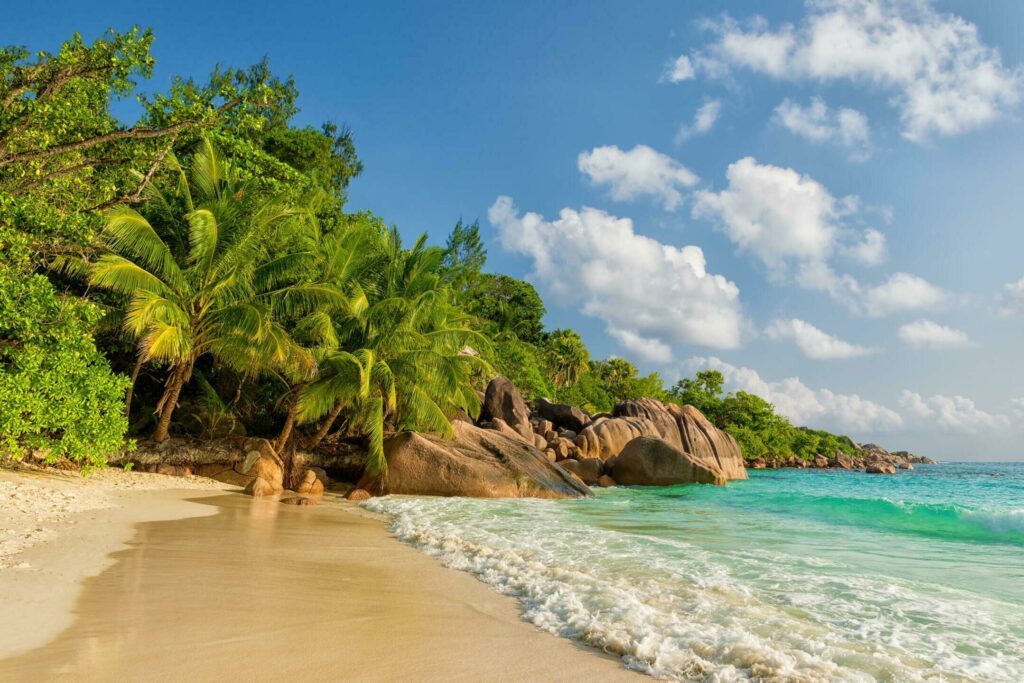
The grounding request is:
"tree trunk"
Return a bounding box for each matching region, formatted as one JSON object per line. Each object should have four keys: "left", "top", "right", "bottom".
{"left": 275, "top": 384, "right": 306, "bottom": 454}
{"left": 152, "top": 362, "right": 191, "bottom": 442}
{"left": 124, "top": 356, "right": 144, "bottom": 420}
{"left": 305, "top": 402, "right": 345, "bottom": 450}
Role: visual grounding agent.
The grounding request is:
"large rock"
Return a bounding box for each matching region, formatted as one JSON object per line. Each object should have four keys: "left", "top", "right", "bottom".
{"left": 559, "top": 457, "right": 604, "bottom": 485}
{"left": 358, "top": 421, "right": 591, "bottom": 499}
{"left": 612, "top": 437, "right": 727, "bottom": 486}
{"left": 830, "top": 451, "right": 854, "bottom": 469}
{"left": 668, "top": 404, "right": 747, "bottom": 480}
{"left": 865, "top": 462, "right": 897, "bottom": 474}
{"left": 614, "top": 398, "right": 684, "bottom": 451}
{"left": 575, "top": 416, "right": 661, "bottom": 461}
{"left": 478, "top": 376, "right": 533, "bottom": 440}
{"left": 243, "top": 446, "right": 285, "bottom": 497}
{"left": 537, "top": 398, "right": 590, "bottom": 433}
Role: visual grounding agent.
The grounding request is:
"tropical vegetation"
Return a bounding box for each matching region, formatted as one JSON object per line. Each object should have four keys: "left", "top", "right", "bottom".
{"left": 0, "top": 28, "right": 862, "bottom": 471}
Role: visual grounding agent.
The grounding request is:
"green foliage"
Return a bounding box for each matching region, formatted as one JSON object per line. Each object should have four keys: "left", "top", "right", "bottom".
{"left": 463, "top": 273, "right": 546, "bottom": 344}
{"left": 543, "top": 328, "right": 590, "bottom": 388}
{"left": 669, "top": 370, "right": 725, "bottom": 419}
{"left": 442, "top": 219, "right": 486, "bottom": 293}
{"left": 669, "top": 371, "right": 861, "bottom": 461}
{"left": 88, "top": 137, "right": 313, "bottom": 440}
{"left": 0, "top": 266, "right": 129, "bottom": 468}
{"left": 488, "top": 338, "right": 553, "bottom": 402}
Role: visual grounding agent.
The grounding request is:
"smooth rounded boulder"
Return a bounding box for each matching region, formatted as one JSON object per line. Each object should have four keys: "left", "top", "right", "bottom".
{"left": 575, "top": 416, "right": 661, "bottom": 460}
{"left": 612, "top": 437, "right": 727, "bottom": 486}
{"left": 358, "top": 421, "right": 591, "bottom": 499}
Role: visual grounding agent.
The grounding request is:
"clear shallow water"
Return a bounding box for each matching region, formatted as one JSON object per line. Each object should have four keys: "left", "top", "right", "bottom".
{"left": 365, "top": 463, "right": 1024, "bottom": 682}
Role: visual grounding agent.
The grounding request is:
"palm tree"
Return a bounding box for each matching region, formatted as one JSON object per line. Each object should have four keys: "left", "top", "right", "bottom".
{"left": 545, "top": 328, "right": 590, "bottom": 388}
{"left": 295, "top": 229, "right": 489, "bottom": 475}
{"left": 89, "top": 137, "right": 313, "bottom": 441}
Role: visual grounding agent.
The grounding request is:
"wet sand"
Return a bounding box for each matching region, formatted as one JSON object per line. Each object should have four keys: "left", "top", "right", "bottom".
{"left": 0, "top": 492, "right": 637, "bottom": 681}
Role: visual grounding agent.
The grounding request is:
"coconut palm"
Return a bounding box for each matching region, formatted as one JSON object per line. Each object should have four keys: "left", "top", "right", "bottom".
{"left": 295, "top": 229, "right": 489, "bottom": 475}
{"left": 545, "top": 328, "right": 590, "bottom": 388}
{"left": 89, "top": 137, "right": 313, "bottom": 441}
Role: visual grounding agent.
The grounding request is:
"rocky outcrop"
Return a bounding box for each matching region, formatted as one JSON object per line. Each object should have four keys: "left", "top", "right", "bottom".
{"left": 865, "top": 462, "right": 897, "bottom": 474}
{"left": 613, "top": 398, "right": 685, "bottom": 451}
{"left": 478, "top": 376, "right": 533, "bottom": 440}
{"left": 559, "top": 457, "right": 604, "bottom": 485}
{"left": 358, "top": 421, "right": 591, "bottom": 499}
{"left": 670, "top": 404, "right": 748, "bottom": 481}
{"left": 893, "top": 450, "right": 937, "bottom": 464}
{"left": 612, "top": 437, "right": 727, "bottom": 486}
{"left": 575, "top": 416, "right": 661, "bottom": 460}
{"left": 243, "top": 446, "right": 285, "bottom": 497}
{"left": 537, "top": 398, "right": 590, "bottom": 433}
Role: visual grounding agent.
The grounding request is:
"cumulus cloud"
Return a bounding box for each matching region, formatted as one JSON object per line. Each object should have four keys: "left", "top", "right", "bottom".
{"left": 897, "top": 319, "right": 972, "bottom": 349}
{"left": 693, "top": 157, "right": 845, "bottom": 272}
{"left": 998, "top": 275, "right": 1024, "bottom": 316}
{"left": 489, "top": 196, "right": 745, "bottom": 361}
{"left": 692, "top": 157, "right": 951, "bottom": 315}
{"left": 685, "top": 0, "right": 1022, "bottom": 141}
{"left": 682, "top": 356, "right": 903, "bottom": 432}
{"left": 774, "top": 97, "right": 872, "bottom": 160}
{"left": 842, "top": 228, "right": 886, "bottom": 266}
{"left": 675, "top": 99, "right": 722, "bottom": 143}
{"left": 662, "top": 54, "right": 695, "bottom": 83}
{"left": 861, "top": 273, "right": 949, "bottom": 317}
{"left": 899, "top": 390, "right": 1009, "bottom": 433}
{"left": 578, "top": 144, "right": 699, "bottom": 210}
{"left": 765, "top": 318, "right": 874, "bottom": 359}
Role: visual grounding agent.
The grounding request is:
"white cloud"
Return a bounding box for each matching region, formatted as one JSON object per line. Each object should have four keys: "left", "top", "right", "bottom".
{"left": 578, "top": 144, "right": 699, "bottom": 210}
{"left": 687, "top": 0, "right": 1022, "bottom": 141}
{"left": 842, "top": 228, "right": 886, "bottom": 266}
{"left": 662, "top": 54, "right": 695, "bottom": 83}
{"left": 682, "top": 356, "right": 903, "bottom": 433}
{"left": 489, "top": 196, "right": 745, "bottom": 361}
{"left": 773, "top": 97, "right": 872, "bottom": 160}
{"left": 900, "top": 390, "right": 1009, "bottom": 433}
{"left": 693, "top": 156, "right": 886, "bottom": 273}
{"left": 675, "top": 99, "right": 722, "bottom": 143}
{"left": 1010, "top": 398, "right": 1024, "bottom": 420}
{"left": 692, "top": 157, "right": 842, "bottom": 272}
{"left": 765, "top": 318, "right": 873, "bottom": 359}
{"left": 897, "top": 319, "right": 972, "bottom": 349}
{"left": 861, "top": 273, "right": 949, "bottom": 317}
{"left": 998, "top": 275, "right": 1024, "bottom": 316}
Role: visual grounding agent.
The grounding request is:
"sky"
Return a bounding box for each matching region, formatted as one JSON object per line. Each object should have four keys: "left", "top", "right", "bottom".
{"left": 6, "top": 0, "right": 1024, "bottom": 459}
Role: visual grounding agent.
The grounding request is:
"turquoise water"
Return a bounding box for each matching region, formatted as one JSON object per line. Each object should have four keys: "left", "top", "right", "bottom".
{"left": 366, "top": 463, "right": 1024, "bottom": 681}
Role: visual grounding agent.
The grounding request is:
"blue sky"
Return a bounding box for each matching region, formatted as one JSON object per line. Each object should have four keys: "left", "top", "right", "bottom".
{"left": 6, "top": 1, "right": 1024, "bottom": 459}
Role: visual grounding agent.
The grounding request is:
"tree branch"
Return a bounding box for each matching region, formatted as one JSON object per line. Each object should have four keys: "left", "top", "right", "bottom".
{"left": 88, "top": 138, "right": 176, "bottom": 212}
{"left": 0, "top": 98, "right": 239, "bottom": 169}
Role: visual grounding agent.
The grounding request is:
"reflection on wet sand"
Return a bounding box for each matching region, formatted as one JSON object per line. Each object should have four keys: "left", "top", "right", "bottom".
{"left": 0, "top": 494, "right": 634, "bottom": 682}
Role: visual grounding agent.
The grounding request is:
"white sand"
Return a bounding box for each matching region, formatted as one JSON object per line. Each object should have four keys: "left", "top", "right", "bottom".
{"left": 0, "top": 467, "right": 235, "bottom": 657}
{"left": 0, "top": 467, "right": 637, "bottom": 680}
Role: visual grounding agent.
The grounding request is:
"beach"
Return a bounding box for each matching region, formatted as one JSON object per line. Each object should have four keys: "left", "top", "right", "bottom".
{"left": 0, "top": 468, "right": 635, "bottom": 681}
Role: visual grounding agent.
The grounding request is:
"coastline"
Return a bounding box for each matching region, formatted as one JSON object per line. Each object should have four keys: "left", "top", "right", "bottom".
{"left": 0, "top": 469, "right": 637, "bottom": 681}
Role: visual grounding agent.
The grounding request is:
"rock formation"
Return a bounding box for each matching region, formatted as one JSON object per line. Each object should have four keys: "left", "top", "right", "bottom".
{"left": 612, "top": 437, "right": 727, "bottom": 486}
{"left": 536, "top": 398, "right": 591, "bottom": 433}
{"left": 478, "top": 376, "right": 533, "bottom": 440}
{"left": 358, "top": 420, "right": 591, "bottom": 499}
{"left": 575, "top": 416, "right": 661, "bottom": 460}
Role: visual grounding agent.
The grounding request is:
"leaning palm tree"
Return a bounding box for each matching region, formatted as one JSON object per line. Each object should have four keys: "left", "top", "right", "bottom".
{"left": 294, "top": 229, "right": 489, "bottom": 475}
{"left": 89, "top": 137, "right": 313, "bottom": 441}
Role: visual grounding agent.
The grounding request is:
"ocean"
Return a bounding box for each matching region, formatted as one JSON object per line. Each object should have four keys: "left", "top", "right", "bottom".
{"left": 365, "top": 462, "right": 1024, "bottom": 682}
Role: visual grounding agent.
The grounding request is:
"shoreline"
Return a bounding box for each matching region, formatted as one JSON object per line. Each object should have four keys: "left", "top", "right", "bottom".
{"left": 0, "top": 468, "right": 637, "bottom": 681}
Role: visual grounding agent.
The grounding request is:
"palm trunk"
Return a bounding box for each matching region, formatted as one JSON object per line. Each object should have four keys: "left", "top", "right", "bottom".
{"left": 275, "top": 397, "right": 299, "bottom": 455}
{"left": 124, "top": 355, "right": 144, "bottom": 420}
{"left": 152, "top": 362, "right": 191, "bottom": 442}
{"left": 305, "top": 402, "right": 345, "bottom": 450}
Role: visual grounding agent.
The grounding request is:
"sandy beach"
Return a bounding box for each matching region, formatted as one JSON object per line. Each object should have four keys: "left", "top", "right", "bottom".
{"left": 0, "top": 468, "right": 636, "bottom": 681}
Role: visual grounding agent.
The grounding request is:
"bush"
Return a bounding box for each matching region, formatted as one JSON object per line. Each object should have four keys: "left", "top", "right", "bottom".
{"left": 0, "top": 267, "right": 130, "bottom": 469}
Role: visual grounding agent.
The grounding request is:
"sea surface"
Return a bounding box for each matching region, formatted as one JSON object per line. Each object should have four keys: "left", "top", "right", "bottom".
{"left": 365, "top": 462, "right": 1024, "bottom": 682}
